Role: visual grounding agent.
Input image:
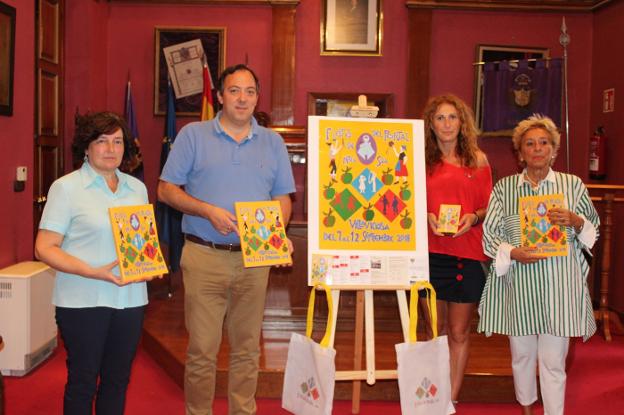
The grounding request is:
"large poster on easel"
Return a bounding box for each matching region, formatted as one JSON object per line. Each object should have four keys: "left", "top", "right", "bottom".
{"left": 307, "top": 116, "right": 429, "bottom": 288}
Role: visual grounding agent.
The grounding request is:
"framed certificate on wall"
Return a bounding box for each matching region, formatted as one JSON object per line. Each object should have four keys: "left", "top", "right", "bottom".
{"left": 154, "top": 26, "right": 225, "bottom": 116}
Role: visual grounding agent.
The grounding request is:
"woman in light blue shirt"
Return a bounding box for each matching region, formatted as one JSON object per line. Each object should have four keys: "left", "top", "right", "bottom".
{"left": 35, "top": 112, "right": 154, "bottom": 415}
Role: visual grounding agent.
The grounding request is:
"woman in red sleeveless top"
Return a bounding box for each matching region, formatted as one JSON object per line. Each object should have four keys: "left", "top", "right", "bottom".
{"left": 420, "top": 94, "right": 493, "bottom": 404}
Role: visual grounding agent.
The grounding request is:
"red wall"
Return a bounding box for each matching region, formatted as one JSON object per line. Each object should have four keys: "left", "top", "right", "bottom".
{"left": 3, "top": 1, "right": 623, "bottom": 312}
{"left": 0, "top": 0, "right": 35, "bottom": 268}
{"left": 590, "top": 0, "right": 623, "bottom": 183}
{"left": 86, "top": 3, "right": 596, "bottom": 197}
{"left": 590, "top": 0, "right": 624, "bottom": 312}
{"left": 64, "top": 0, "right": 110, "bottom": 170}
{"left": 90, "top": 3, "right": 273, "bottom": 201}
{"left": 66, "top": 1, "right": 410, "bottom": 200}
{"left": 293, "top": 0, "right": 409, "bottom": 123}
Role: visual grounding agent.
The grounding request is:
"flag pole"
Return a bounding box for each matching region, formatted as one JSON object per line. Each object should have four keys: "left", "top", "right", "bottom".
{"left": 559, "top": 17, "right": 571, "bottom": 173}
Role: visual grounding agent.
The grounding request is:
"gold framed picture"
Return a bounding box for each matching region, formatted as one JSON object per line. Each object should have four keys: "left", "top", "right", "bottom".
{"left": 154, "top": 26, "right": 226, "bottom": 116}
{"left": 321, "top": 0, "right": 382, "bottom": 56}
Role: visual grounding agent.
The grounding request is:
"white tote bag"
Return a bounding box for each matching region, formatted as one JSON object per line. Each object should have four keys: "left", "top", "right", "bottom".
{"left": 395, "top": 282, "right": 455, "bottom": 415}
{"left": 282, "top": 283, "right": 336, "bottom": 415}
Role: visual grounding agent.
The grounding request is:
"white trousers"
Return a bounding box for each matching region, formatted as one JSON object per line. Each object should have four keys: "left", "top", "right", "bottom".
{"left": 509, "top": 334, "right": 570, "bottom": 415}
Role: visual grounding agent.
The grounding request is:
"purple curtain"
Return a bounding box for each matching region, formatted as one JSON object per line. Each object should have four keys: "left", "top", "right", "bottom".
{"left": 483, "top": 58, "right": 562, "bottom": 132}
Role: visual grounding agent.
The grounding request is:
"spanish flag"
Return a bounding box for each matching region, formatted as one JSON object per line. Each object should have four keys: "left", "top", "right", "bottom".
{"left": 200, "top": 63, "right": 215, "bottom": 121}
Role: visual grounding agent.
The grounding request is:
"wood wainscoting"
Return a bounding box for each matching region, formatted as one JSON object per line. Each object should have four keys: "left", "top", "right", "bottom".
{"left": 143, "top": 225, "right": 515, "bottom": 403}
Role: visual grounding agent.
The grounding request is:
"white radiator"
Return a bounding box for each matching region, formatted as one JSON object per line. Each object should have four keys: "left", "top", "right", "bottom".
{"left": 0, "top": 261, "right": 57, "bottom": 376}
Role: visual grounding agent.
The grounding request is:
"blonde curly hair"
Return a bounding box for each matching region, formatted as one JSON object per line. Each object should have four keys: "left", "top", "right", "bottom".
{"left": 512, "top": 114, "right": 561, "bottom": 165}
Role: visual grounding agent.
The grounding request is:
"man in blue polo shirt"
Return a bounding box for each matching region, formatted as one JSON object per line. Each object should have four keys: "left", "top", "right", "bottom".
{"left": 158, "top": 64, "right": 295, "bottom": 415}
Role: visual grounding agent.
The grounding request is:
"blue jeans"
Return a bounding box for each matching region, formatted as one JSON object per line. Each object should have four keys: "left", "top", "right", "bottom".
{"left": 55, "top": 306, "right": 145, "bottom": 415}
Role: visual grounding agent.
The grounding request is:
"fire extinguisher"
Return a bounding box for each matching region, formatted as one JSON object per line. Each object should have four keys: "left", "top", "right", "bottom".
{"left": 589, "top": 126, "right": 607, "bottom": 180}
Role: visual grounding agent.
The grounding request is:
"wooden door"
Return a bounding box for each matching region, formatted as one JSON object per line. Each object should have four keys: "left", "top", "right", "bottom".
{"left": 33, "top": 0, "right": 64, "bottom": 232}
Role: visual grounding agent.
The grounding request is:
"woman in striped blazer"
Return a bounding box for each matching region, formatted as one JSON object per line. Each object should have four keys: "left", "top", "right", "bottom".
{"left": 478, "top": 114, "right": 599, "bottom": 415}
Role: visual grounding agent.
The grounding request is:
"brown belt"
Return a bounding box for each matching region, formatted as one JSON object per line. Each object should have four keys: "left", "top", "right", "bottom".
{"left": 186, "top": 234, "right": 242, "bottom": 252}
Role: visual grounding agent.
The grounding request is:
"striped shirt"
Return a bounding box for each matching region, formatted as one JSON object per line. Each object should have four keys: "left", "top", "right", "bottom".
{"left": 477, "top": 170, "right": 600, "bottom": 340}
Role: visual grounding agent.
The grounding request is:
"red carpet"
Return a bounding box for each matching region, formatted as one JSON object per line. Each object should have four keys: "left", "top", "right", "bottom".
{"left": 3, "top": 334, "right": 623, "bottom": 414}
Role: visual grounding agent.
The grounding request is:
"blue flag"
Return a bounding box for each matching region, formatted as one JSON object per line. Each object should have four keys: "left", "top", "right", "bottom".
{"left": 155, "top": 77, "right": 184, "bottom": 273}
{"left": 124, "top": 79, "right": 144, "bottom": 181}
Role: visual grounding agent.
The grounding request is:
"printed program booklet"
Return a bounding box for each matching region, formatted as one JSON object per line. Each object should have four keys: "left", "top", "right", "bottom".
{"left": 437, "top": 204, "right": 461, "bottom": 235}
{"left": 109, "top": 204, "right": 168, "bottom": 282}
{"left": 235, "top": 200, "right": 292, "bottom": 268}
{"left": 519, "top": 193, "right": 568, "bottom": 257}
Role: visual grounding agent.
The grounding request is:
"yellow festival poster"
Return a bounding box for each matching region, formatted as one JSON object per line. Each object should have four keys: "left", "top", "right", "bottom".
{"left": 307, "top": 116, "right": 429, "bottom": 288}
{"left": 519, "top": 193, "right": 568, "bottom": 257}
{"left": 235, "top": 200, "right": 292, "bottom": 268}
{"left": 109, "top": 204, "right": 168, "bottom": 282}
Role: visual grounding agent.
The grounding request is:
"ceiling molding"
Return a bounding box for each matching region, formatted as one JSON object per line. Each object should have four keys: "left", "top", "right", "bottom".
{"left": 108, "top": 0, "right": 300, "bottom": 5}
{"left": 405, "top": 0, "right": 613, "bottom": 12}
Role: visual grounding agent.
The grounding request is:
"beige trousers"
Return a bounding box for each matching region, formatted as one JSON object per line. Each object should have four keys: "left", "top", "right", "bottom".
{"left": 509, "top": 334, "right": 570, "bottom": 415}
{"left": 182, "top": 240, "right": 270, "bottom": 415}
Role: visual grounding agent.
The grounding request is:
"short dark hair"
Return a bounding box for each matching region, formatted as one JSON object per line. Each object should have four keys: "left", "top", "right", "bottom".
{"left": 217, "top": 64, "right": 260, "bottom": 95}
{"left": 72, "top": 111, "right": 135, "bottom": 166}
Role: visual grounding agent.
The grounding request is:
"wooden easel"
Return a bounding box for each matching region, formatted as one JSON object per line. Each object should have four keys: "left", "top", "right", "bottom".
{"left": 325, "top": 285, "right": 411, "bottom": 414}
{"left": 316, "top": 96, "right": 421, "bottom": 413}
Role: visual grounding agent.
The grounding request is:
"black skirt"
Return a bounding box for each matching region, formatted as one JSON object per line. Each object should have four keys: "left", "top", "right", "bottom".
{"left": 419, "top": 253, "right": 486, "bottom": 303}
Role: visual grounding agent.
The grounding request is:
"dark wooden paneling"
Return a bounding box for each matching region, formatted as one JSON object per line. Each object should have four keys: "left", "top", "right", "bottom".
{"left": 143, "top": 290, "right": 516, "bottom": 401}
{"left": 271, "top": 4, "right": 297, "bottom": 125}
{"left": 111, "top": 0, "right": 299, "bottom": 4}
{"left": 405, "top": 0, "right": 612, "bottom": 12}
{"left": 40, "top": 0, "right": 59, "bottom": 63}
{"left": 263, "top": 226, "right": 310, "bottom": 328}
{"left": 264, "top": 226, "right": 410, "bottom": 332}
{"left": 34, "top": 0, "right": 64, "bottom": 233}
{"left": 110, "top": 0, "right": 610, "bottom": 11}
{"left": 307, "top": 92, "right": 394, "bottom": 118}
{"left": 39, "top": 70, "right": 58, "bottom": 136}
{"left": 39, "top": 146, "right": 60, "bottom": 196}
{"left": 271, "top": 126, "right": 307, "bottom": 224}
{"left": 587, "top": 185, "right": 624, "bottom": 338}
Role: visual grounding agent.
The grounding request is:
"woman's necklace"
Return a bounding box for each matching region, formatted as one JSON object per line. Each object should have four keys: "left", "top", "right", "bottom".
{"left": 524, "top": 173, "right": 541, "bottom": 188}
